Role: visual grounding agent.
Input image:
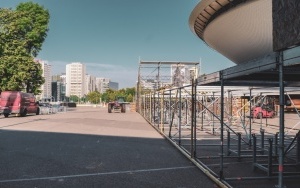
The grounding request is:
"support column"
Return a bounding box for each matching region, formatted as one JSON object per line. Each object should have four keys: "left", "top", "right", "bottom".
{"left": 253, "top": 134, "right": 257, "bottom": 171}
{"left": 201, "top": 96, "right": 204, "bottom": 131}
{"left": 151, "top": 93, "right": 153, "bottom": 123}
{"left": 227, "top": 130, "right": 231, "bottom": 156}
{"left": 261, "top": 128, "right": 265, "bottom": 155}
{"left": 278, "top": 51, "right": 285, "bottom": 188}
{"left": 194, "top": 81, "right": 197, "bottom": 157}
{"left": 297, "top": 132, "right": 300, "bottom": 165}
{"left": 158, "top": 91, "right": 160, "bottom": 129}
{"left": 160, "top": 90, "right": 164, "bottom": 132}
{"left": 249, "top": 89, "right": 252, "bottom": 147}
{"left": 220, "top": 71, "right": 224, "bottom": 179}
{"left": 213, "top": 92, "right": 215, "bottom": 135}
{"left": 191, "top": 77, "right": 196, "bottom": 158}
{"left": 275, "top": 132, "right": 279, "bottom": 156}
{"left": 143, "top": 95, "right": 145, "bottom": 116}
{"left": 153, "top": 92, "right": 155, "bottom": 124}
{"left": 169, "top": 90, "right": 172, "bottom": 126}
{"left": 179, "top": 88, "right": 182, "bottom": 145}
{"left": 238, "top": 132, "right": 241, "bottom": 162}
{"left": 268, "top": 138, "right": 273, "bottom": 177}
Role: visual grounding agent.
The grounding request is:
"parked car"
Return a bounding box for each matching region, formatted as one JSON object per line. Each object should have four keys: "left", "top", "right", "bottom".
{"left": 0, "top": 91, "right": 40, "bottom": 118}
{"left": 39, "top": 102, "right": 52, "bottom": 108}
{"left": 38, "top": 102, "right": 54, "bottom": 114}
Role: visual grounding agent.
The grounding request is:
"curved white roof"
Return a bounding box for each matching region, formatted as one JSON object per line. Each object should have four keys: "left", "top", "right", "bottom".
{"left": 189, "top": 0, "right": 273, "bottom": 64}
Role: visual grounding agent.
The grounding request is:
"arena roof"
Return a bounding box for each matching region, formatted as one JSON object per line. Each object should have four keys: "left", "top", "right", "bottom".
{"left": 189, "top": 0, "right": 273, "bottom": 64}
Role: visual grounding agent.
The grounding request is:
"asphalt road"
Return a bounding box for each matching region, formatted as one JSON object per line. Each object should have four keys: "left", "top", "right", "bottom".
{"left": 0, "top": 107, "right": 217, "bottom": 188}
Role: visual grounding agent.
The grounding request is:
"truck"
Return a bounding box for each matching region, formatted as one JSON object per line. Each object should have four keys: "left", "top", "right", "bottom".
{"left": 108, "top": 97, "right": 127, "bottom": 113}
{"left": 0, "top": 91, "right": 40, "bottom": 118}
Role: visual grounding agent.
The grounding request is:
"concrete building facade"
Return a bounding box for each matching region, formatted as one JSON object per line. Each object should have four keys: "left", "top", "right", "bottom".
{"left": 96, "top": 78, "right": 110, "bottom": 94}
{"left": 36, "top": 59, "right": 52, "bottom": 101}
{"left": 109, "top": 81, "right": 119, "bottom": 91}
{"left": 66, "top": 62, "right": 86, "bottom": 97}
{"left": 85, "top": 74, "right": 96, "bottom": 94}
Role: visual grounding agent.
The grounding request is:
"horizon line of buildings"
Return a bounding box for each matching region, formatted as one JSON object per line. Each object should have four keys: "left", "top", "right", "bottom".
{"left": 35, "top": 60, "right": 199, "bottom": 102}
{"left": 35, "top": 60, "right": 119, "bottom": 102}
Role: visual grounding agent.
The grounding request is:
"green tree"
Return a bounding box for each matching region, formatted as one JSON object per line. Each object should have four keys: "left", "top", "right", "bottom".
{"left": 125, "top": 87, "right": 136, "bottom": 97}
{"left": 126, "top": 94, "right": 133, "bottom": 102}
{"left": 101, "top": 92, "right": 109, "bottom": 103}
{"left": 100, "top": 87, "right": 136, "bottom": 103}
{"left": 69, "top": 95, "right": 79, "bottom": 103}
{"left": 0, "top": 2, "right": 49, "bottom": 94}
{"left": 15, "top": 2, "right": 50, "bottom": 57}
{"left": 24, "top": 60, "right": 45, "bottom": 94}
{"left": 86, "top": 91, "right": 101, "bottom": 104}
{"left": 105, "top": 89, "right": 116, "bottom": 102}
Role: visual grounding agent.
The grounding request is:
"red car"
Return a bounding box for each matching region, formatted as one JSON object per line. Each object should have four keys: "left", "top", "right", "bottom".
{"left": 0, "top": 91, "right": 40, "bottom": 118}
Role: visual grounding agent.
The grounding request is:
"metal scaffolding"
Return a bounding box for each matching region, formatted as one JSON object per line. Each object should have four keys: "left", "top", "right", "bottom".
{"left": 137, "top": 46, "right": 300, "bottom": 188}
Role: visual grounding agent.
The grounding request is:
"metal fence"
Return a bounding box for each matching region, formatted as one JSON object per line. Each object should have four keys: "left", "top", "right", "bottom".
{"left": 39, "top": 106, "right": 67, "bottom": 115}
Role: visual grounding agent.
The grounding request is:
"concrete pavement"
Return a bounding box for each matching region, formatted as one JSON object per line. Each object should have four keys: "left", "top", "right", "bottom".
{"left": 0, "top": 107, "right": 217, "bottom": 188}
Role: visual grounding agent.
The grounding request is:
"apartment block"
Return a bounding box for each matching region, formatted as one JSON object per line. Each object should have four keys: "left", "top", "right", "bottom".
{"left": 66, "top": 62, "right": 86, "bottom": 97}
{"left": 85, "top": 74, "right": 96, "bottom": 94}
{"left": 96, "top": 78, "right": 109, "bottom": 93}
{"left": 109, "top": 81, "right": 119, "bottom": 90}
{"left": 35, "top": 59, "right": 52, "bottom": 100}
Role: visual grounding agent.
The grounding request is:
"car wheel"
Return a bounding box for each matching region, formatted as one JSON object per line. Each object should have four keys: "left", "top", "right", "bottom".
{"left": 108, "top": 104, "right": 112, "bottom": 113}
{"left": 121, "top": 104, "right": 126, "bottom": 113}
{"left": 21, "top": 109, "right": 27, "bottom": 117}
{"left": 36, "top": 107, "right": 40, "bottom": 115}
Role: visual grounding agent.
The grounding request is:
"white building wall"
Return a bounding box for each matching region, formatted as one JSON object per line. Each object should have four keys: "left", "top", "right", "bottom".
{"left": 96, "top": 77, "right": 110, "bottom": 94}
{"left": 85, "top": 74, "right": 96, "bottom": 94}
{"left": 91, "top": 76, "right": 96, "bottom": 92}
{"left": 95, "top": 77, "right": 101, "bottom": 92}
{"left": 35, "top": 59, "right": 52, "bottom": 100}
{"left": 60, "top": 74, "right": 66, "bottom": 84}
{"left": 66, "top": 62, "right": 86, "bottom": 97}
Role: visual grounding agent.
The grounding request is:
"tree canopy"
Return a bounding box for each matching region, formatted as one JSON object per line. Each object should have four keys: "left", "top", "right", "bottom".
{"left": 84, "top": 87, "right": 136, "bottom": 104}
{"left": 0, "top": 2, "right": 49, "bottom": 94}
{"left": 86, "top": 91, "right": 101, "bottom": 104}
{"left": 101, "top": 87, "right": 136, "bottom": 103}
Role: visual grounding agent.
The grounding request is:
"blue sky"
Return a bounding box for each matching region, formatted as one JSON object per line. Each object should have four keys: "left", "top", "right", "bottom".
{"left": 1, "top": 0, "right": 235, "bottom": 88}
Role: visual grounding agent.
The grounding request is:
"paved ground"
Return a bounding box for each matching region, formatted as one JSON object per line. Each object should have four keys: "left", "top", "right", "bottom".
{"left": 0, "top": 107, "right": 217, "bottom": 188}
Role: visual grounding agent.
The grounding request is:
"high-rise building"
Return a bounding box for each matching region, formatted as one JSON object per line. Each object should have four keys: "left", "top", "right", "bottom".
{"left": 60, "top": 74, "right": 66, "bottom": 84}
{"left": 85, "top": 74, "right": 96, "bottom": 94}
{"left": 109, "top": 81, "right": 119, "bottom": 90}
{"left": 51, "top": 81, "right": 62, "bottom": 102}
{"left": 52, "top": 75, "right": 61, "bottom": 82}
{"left": 60, "top": 74, "right": 66, "bottom": 101}
{"left": 35, "top": 59, "right": 52, "bottom": 100}
{"left": 51, "top": 74, "right": 66, "bottom": 102}
{"left": 66, "top": 62, "right": 86, "bottom": 97}
{"left": 96, "top": 78, "right": 110, "bottom": 93}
